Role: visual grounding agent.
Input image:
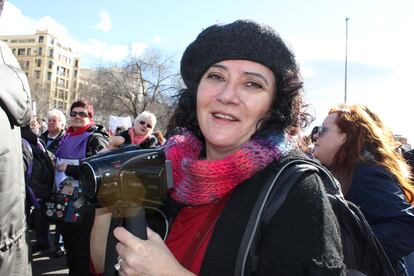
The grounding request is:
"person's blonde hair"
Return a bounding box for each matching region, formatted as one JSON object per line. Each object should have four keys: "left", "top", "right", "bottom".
{"left": 328, "top": 104, "right": 413, "bottom": 204}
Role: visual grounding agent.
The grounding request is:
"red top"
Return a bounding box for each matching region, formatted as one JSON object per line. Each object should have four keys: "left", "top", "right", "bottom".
{"left": 90, "top": 196, "right": 229, "bottom": 276}
{"left": 165, "top": 196, "right": 229, "bottom": 275}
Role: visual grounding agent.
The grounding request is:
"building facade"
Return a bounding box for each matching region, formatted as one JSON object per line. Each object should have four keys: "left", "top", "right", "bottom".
{"left": 0, "top": 29, "right": 80, "bottom": 116}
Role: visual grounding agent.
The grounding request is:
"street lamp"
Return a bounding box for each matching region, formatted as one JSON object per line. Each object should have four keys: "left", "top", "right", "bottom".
{"left": 344, "top": 17, "right": 350, "bottom": 103}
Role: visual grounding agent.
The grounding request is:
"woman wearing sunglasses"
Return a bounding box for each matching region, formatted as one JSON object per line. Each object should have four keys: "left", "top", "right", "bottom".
{"left": 54, "top": 100, "right": 109, "bottom": 276}
{"left": 109, "top": 111, "right": 158, "bottom": 149}
{"left": 312, "top": 104, "right": 414, "bottom": 275}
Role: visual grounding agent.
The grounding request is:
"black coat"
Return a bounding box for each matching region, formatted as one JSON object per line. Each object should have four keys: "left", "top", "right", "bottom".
{"left": 40, "top": 130, "right": 65, "bottom": 154}
{"left": 119, "top": 128, "right": 158, "bottom": 149}
{"left": 166, "top": 151, "right": 345, "bottom": 275}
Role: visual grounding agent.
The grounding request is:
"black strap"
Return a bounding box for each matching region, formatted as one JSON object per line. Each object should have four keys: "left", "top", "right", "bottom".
{"left": 234, "top": 159, "right": 333, "bottom": 276}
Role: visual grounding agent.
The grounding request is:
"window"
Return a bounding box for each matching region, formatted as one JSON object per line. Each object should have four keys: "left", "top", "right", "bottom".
{"left": 75, "top": 60, "right": 79, "bottom": 67}
{"left": 57, "top": 66, "right": 66, "bottom": 76}
{"left": 50, "top": 38, "right": 55, "bottom": 45}
{"left": 17, "top": 48, "right": 26, "bottom": 55}
{"left": 36, "top": 59, "right": 41, "bottom": 67}
{"left": 10, "top": 39, "right": 17, "bottom": 43}
{"left": 66, "top": 80, "right": 69, "bottom": 88}
{"left": 27, "top": 48, "right": 31, "bottom": 55}
{"left": 48, "top": 60, "right": 53, "bottom": 69}
{"left": 38, "top": 47, "right": 42, "bottom": 56}
{"left": 38, "top": 36, "right": 44, "bottom": 43}
{"left": 12, "top": 48, "right": 16, "bottom": 55}
{"left": 49, "top": 48, "right": 54, "bottom": 57}
{"left": 58, "top": 78, "right": 65, "bottom": 87}
{"left": 74, "top": 70, "right": 78, "bottom": 77}
{"left": 35, "top": 70, "right": 41, "bottom": 79}
{"left": 47, "top": 72, "right": 52, "bottom": 80}
{"left": 58, "top": 89, "right": 64, "bottom": 99}
{"left": 18, "top": 61, "right": 24, "bottom": 68}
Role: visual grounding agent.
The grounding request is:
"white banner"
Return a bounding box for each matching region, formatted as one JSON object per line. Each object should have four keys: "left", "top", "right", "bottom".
{"left": 108, "top": 115, "right": 132, "bottom": 133}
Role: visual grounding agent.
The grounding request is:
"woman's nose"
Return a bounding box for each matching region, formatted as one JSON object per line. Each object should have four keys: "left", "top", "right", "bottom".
{"left": 216, "top": 81, "right": 240, "bottom": 105}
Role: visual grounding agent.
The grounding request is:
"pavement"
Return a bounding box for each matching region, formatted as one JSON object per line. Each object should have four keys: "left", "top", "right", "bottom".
{"left": 30, "top": 224, "right": 69, "bottom": 276}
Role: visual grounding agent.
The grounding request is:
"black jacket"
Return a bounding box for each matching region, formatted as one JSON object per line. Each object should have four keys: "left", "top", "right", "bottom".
{"left": 40, "top": 129, "right": 65, "bottom": 154}
{"left": 166, "top": 151, "right": 345, "bottom": 275}
{"left": 119, "top": 128, "right": 158, "bottom": 149}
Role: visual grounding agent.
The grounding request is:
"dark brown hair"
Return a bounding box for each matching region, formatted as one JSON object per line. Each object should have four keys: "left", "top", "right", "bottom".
{"left": 70, "top": 100, "right": 93, "bottom": 118}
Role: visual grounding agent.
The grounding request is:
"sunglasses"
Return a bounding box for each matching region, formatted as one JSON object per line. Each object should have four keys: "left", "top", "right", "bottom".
{"left": 139, "top": 120, "right": 152, "bottom": 129}
{"left": 70, "top": 111, "right": 89, "bottom": 118}
{"left": 317, "top": 126, "right": 329, "bottom": 137}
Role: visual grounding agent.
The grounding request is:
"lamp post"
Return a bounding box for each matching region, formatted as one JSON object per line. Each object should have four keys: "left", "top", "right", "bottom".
{"left": 344, "top": 17, "right": 349, "bottom": 103}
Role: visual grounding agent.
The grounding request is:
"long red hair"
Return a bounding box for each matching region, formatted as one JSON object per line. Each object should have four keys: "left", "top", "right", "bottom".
{"left": 328, "top": 104, "right": 413, "bottom": 204}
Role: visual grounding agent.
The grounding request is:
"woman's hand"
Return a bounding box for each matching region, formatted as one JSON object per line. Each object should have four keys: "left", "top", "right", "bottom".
{"left": 57, "top": 162, "right": 68, "bottom": 172}
{"left": 114, "top": 226, "right": 195, "bottom": 276}
{"left": 109, "top": 136, "right": 126, "bottom": 149}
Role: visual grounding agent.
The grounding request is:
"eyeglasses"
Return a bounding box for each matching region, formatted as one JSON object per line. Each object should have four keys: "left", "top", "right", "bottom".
{"left": 317, "top": 126, "right": 329, "bottom": 137}
{"left": 70, "top": 111, "right": 89, "bottom": 118}
{"left": 139, "top": 120, "right": 152, "bottom": 129}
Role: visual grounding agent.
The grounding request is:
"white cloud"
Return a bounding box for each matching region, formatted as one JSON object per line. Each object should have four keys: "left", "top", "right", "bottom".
{"left": 94, "top": 10, "right": 112, "bottom": 32}
{"left": 0, "top": 2, "right": 37, "bottom": 34}
{"left": 153, "top": 35, "right": 161, "bottom": 43}
{"left": 130, "top": 42, "right": 147, "bottom": 57}
{"left": 0, "top": 3, "right": 147, "bottom": 66}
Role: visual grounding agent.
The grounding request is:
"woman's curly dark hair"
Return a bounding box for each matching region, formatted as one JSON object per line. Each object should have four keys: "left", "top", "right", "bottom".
{"left": 166, "top": 20, "right": 311, "bottom": 140}
{"left": 166, "top": 68, "right": 310, "bottom": 141}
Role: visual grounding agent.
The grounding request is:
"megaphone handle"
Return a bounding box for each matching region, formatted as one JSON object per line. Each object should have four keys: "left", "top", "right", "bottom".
{"left": 124, "top": 207, "right": 148, "bottom": 240}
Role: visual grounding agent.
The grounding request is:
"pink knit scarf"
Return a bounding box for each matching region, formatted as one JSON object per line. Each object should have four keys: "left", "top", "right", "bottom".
{"left": 128, "top": 127, "right": 148, "bottom": 145}
{"left": 164, "top": 129, "right": 291, "bottom": 206}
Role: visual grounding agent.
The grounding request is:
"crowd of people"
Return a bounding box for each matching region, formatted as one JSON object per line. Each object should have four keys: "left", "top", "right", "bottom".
{"left": 1, "top": 2, "right": 414, "bottom": 275}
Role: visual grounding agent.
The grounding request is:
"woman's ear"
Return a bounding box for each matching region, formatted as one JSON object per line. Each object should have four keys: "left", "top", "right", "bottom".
{"left": 339, "top": 133, "right": 347, "bottom": 146}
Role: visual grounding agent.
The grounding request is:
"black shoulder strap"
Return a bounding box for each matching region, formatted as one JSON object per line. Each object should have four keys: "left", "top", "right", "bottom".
{"left": 234, "top": 159, "right": 337, "bottom": 276}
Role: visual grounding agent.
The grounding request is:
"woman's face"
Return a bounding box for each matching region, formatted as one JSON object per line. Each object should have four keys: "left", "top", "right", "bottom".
{"left": 69, "top": 107, "right": 90, "bottom": 130}
{"left": 196, "top": 60, "right": 275, "bottom": 160}
{"left": 312, "top": 113, "right": 347, "bottom": 166}
{"left": 133, "top": 117, "right": 153, "bottom": 137}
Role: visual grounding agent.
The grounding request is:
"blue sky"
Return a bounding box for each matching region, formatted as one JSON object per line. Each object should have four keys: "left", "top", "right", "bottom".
{"left": 1, "top": 0, "right": 413, "bottom": 145}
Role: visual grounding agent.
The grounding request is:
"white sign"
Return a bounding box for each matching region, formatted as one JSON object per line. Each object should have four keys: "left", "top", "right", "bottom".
{"left": 108, "top": 115, "right": 132, "bottom": 133}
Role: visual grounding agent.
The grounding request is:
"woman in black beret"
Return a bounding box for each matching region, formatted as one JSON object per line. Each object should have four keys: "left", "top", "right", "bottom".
{"left": 91, "top": 20, "right": 345, "bottom": 275}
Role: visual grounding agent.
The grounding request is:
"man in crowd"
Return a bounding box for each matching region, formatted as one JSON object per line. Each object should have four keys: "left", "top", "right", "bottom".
{"left": 0, "top": 0, "right": 33, "bottom": 274}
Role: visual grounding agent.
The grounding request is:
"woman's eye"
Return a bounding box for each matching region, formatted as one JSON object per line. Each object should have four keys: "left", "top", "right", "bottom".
{"left": 245, "top": 81, "right": 263, "bottom": 89}
{"left": 207, "top": 73, "right": 224, "bottom": 81}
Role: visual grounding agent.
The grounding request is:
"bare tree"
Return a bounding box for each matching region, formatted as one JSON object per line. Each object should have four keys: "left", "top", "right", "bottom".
{"left": 78, "top": 49, "right": 182, "bottom": 132}
{"left": 31, "top": 84, "right": 50, "bottom": 118}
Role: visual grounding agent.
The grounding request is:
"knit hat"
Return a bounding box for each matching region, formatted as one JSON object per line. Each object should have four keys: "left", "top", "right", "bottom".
{"left": 181, "top": 19, "right": 298, "bottom": 89}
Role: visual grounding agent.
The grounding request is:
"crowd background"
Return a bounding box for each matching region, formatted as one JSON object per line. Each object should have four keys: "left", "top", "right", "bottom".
{"left": 1, "top": 2, "right": 414, "bottom": 274}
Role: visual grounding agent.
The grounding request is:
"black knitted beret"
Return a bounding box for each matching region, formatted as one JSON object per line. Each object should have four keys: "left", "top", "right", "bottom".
{"left": 181, "top": 20, "right": 298, "bottom": 89}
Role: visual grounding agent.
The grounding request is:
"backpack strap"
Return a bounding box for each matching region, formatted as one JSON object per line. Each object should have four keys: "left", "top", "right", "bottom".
{"left": 234, "top": 159, "right": 335, "bottom": 275}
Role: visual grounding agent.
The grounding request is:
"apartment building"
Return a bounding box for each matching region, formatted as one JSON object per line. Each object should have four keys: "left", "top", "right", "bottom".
{"left": 0, "top": 29, "right": 80, "bottom": 116}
